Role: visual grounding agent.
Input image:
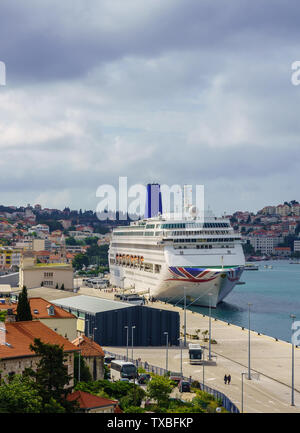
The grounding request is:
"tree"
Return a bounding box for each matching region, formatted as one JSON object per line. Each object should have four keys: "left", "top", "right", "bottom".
{"left": 0, "top": 310, "right": 7, "bottom": 322}
{"left": 16, "top": 286, "right": 32, "bottom": 322}
{"left": 27, "top": 338, "right": 76, "bottom": 412}
{"left": 0, "top": 375, "right": 43, "bottom": 413}
{"left": 72, "top": 253, "right": 89, "bottom": 270}
{"left": 120, "top": 386, "right": 146, "bottom": 409}
{"left": 146, "top": 375, "right": 174, "bottom": 407}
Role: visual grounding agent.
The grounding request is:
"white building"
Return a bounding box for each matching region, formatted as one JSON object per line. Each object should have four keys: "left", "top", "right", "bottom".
{"left": 248, "top": 236, "right": 281, "bottom": 255}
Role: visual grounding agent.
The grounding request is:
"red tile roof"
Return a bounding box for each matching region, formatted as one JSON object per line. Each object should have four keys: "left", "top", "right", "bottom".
{"left": 0, "top": 297, "right": 76, "bottom": 320}
{"left": 72, "top": 335, "right": 105, "bottom": 357}
{"left": 67, "top": 391, "right": 117, "bottom": 410}
{"left": 0, "top": 321, "right": 79, "bottom": 360}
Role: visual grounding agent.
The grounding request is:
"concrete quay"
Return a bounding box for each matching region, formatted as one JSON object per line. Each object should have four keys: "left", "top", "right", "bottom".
{"left": 86, "top": 287, "right": 300, "bottom": 413}
{"left": 30, "top": 284, "right": 300, "bottom": 413}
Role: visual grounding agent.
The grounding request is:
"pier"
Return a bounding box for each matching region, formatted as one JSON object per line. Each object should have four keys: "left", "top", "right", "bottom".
{"left": 31, "top": 281, "right": 300, "bottom": 413}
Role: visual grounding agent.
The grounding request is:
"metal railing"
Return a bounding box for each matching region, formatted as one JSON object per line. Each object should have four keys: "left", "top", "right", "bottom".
{"left": 104, "top": 350, "right": 239, "bottom": 413}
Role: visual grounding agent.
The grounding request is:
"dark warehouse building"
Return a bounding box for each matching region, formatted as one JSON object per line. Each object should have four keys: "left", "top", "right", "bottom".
{"left": 52, "top": 295, "right": 180, "bottom": 347}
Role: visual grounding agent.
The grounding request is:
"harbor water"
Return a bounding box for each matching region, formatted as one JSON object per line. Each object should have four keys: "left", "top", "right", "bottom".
{"left": 189, "top": 260, "right": 300, "bottom": 343}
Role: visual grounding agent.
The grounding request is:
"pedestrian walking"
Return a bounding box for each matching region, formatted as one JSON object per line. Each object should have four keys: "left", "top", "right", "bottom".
{"left": 224, "top": 374, "right": 227, "bottom": 385}
{"left": 227, "top": 374, "right": 231, "bottom": 385}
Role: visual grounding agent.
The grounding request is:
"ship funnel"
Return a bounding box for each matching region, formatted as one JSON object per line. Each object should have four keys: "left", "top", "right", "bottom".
{"left": 145, "top": 183, "right": 163, "bottom": 218}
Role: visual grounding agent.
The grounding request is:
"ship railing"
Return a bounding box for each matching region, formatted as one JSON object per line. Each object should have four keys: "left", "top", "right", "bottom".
{"left": 104, "top": 349, "right": 239, "bottom": 413}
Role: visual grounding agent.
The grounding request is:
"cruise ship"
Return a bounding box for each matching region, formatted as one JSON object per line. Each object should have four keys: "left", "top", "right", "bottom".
{"left": 109, "top": 186, "right": 245, "bottom": 308}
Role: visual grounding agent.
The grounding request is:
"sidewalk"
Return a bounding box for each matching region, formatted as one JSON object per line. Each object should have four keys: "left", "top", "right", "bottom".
{"left": 76, "top": 285, "right": 300, "bottom": 412}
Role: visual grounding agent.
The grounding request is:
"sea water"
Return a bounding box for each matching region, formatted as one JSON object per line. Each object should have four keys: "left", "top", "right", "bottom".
{"left": 190, "top": 260, "right": 300, "bottom": 343}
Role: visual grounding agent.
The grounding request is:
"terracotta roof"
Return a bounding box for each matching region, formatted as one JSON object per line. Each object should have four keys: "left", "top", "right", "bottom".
{"left": 0, "top": 297, "right": 76, "bottom": 320}
{"left": 72, "top": 335, "right": 105, "bottom": 357}
{"left": 67, "top": 391, "right": 117, "bottom": 409}
{"left": 0, "top": 321, "right": 79, "bottom": 360}
{"left": 114, "top": 405, "right": 123, "bottom": 413}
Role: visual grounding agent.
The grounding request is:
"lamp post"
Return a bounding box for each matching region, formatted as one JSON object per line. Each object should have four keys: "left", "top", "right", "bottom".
{"left": 164, "top": 332, "right": 169, "bottom": 372}
{"left": 202, "top": 346, "right": 205, "bottom": 389}
{"left": 241, "top": 372, "right": 246, "bottom": 413}
{"left": 248, "top": 303, "right": 252, "bottom": 380}
{"left": 184, "top": 287, "right": 187, "bottom": 347}
{"left": 208, "top": 293, "right": 212, "bottom": 361}
{"left": 291, "top": 314, "right": 296, "bottom": 406}
{"left": 124, "top": 326, "right": 129, "bottom": 360}
{"left": 85, "top": 319, "right": 90, "bottom": 339}
{"left": 178, "top": 338, "right": 183, "bottom": 377}
{"left": 131, "top": 325, "right": 136, "bottom": 360}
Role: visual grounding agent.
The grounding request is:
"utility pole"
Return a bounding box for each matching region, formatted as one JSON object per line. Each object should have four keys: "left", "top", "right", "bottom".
{"left": 291, "top": 314, "right": 296, "bottom": 406}
{"left": 125, "top": 326, "right": 129, "bottom": 360}
{"left": 208, "top": 293, "right": 212, "bottom": 361}
{"left": 184, "top": 287, "right": 187, "bottom": 347}
{"left": 248, "top": 303, "right": 252, "bottom": 380}
{"left": 131, "top": 325, "right": 136, "bottom": 360}
{"left": 164, "top": 332, "right": 169, "bottom": 372}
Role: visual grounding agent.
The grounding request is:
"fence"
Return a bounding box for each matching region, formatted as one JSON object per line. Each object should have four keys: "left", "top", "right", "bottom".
{"left": 104, "top": 350, "right": 240, "bottom": 413}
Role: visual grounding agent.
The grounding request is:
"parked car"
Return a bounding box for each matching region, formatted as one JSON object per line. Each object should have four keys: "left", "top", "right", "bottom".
{"left": 119, "top": 378, "right": 130, "bottom": 382}
{"left": 178, "top": 380, "right": 191, "bottom": 392}
{"left": 138, "top": 373, "right": 151, "bottom": 384}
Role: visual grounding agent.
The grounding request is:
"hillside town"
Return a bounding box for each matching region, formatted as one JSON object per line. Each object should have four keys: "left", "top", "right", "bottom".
{"left": 227, "top": 200, "right": 300, "bottom": 259}
{"left": 1, "top": 200, "right": 300, "bottom": 276}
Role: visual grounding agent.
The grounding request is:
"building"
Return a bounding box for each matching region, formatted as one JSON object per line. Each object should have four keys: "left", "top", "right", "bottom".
{"left": 294, "top": 240, "right": 300, "bottom": 252}
{"left": 52, "top": 295, "right": 180, "bottom": 347}
{"left": 19, "top": 252, "right": 74, "bottom": 290}
{"left": 0, "top": 297, "right": 77, "bottom": 341}
{"left": 273, "top": 247, "right": 291, "bottom": 257}
{"left": 0, "top": 320, "right": 79, "bottom": 384}
{"left": 32, "top": 238, "right": 51, "bottom": 252}
{"left": 248, "top": 236, "right": 281, "bottom": 255}
{"left": 29, "top": 224, "right": 50, "bottom": 234}
{"left": 0, "top": 247, "right": 21, "bottom": 270}
{"left": 67, "top": 391, "right": 121, "bottom": 413}
{"left": 72, "top": 335, "right": 105, "bottom": 380}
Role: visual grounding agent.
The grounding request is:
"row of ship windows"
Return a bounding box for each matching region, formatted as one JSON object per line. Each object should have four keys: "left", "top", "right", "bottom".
{"left": 159, "top": 222, "right": 229, "bottom": 229}
{"left": 172, "top": 238, "right": 238, "bottom": 243}
{"left": 175, "top": 244, "right": 234, "bottom": 250}
{"left": 114, "top": 231, "right": 235, "bottom": 237}
{"left": 111, "top": 256, "right": 161, "bottom": 273}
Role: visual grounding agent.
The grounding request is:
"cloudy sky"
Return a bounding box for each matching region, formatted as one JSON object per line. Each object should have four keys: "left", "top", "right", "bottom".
{"left": 0, "top": 0, "right": 300, "bottom": 215}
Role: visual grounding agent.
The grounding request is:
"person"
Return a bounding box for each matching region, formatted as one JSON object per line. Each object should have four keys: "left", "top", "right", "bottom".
{"left": 224, "top": 374, "right": 228, "bottom": 385}
{"left": 227, "top": 374, "right": 231, "bottom": 385}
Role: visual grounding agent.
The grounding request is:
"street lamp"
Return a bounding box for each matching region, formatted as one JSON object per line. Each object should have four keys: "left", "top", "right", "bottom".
{"left": 241, "top": 372, "right": 247, "bottom": 413}
{"left": 124, "top": 326, "right": 129, "bottom": 360}
{"left": 164, "top": 332, "right": 169, "bottom": 372}
{"left": 291, "top": 314, "right": 296, "bottom": 406}
{"left": 208, "top": 293, "right": 212, "bottom": 361}
{"left": 248, "top": 303, "right": 253, "bottom": 380}
{"left": 178, "top": 338, "right": 183, "bottom": 377}
{"left": 85, "top": 319, "right": 90, "bottom": 339}
{"left": 184, "top": 287, "right": 187, "bottom": 347}
{"left": 131, "top": 325, "right": 136, "bottom": 360}
{"left": 202, "top": 346, "right": 205, "bottom": 389}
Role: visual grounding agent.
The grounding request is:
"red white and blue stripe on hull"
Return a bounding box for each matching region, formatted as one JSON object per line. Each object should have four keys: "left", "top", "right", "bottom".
{"left": 158, "top": 266, "right": 244, "bottom": 307}
{"left": 166, "top": 266, "right": 221, "bottom": 283}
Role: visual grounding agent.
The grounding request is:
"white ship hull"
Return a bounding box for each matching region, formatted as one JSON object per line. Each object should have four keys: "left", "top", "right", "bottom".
{"left": 109, "top": 243, "right": 245, "bottom": 308}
